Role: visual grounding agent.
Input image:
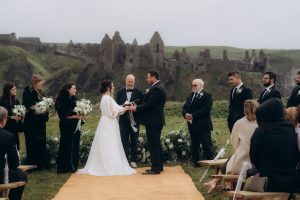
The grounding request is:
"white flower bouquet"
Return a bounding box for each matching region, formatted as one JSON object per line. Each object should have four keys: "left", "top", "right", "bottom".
{"left": 35, "top": 97, "right": 54, "bottom": 114}
{"left": 74, "top": 99, "right": 93, "bottom": 115}
{"left": 12, "top": 105, "right": 26, "bottom": 117}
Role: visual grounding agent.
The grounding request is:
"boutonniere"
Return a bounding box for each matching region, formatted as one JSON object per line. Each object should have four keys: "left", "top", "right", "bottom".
{"left": 145, "top": 89, "right": 150, "bottom": 93}
{"left": 236, "top": 88, "right": 243, "bottom": 94}
{"left": 297, "top": 90, "right": 300, "bottom": 96}
{"left": 199, "top": 92, "right": 204, "bottom": 98}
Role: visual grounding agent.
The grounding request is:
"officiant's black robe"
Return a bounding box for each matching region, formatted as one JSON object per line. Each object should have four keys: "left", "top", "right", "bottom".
{"left": 55, "top": 95, "right": 80, "bottom": 173}
{"left": 22, "top": 86, "right": 49, "bottom": 169}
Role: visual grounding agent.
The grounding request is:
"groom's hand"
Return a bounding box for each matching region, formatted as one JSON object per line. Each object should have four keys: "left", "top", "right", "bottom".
{"left": 129, "top": 105, "right": 137, "bottom": 112}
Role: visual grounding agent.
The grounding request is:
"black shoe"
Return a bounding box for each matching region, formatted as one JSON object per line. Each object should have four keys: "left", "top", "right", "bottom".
{"left": 142, "top": 170, "right": 160, "bottom": 175}
{"left": 145, "top": 169, "right": 163, "bottom": 173}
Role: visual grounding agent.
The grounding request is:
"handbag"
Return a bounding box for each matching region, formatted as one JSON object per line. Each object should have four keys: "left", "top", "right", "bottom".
{"left": 244, "top": 176, "right": 268, "bottom": 192}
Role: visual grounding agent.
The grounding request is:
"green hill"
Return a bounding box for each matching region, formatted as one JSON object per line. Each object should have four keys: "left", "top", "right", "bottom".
{"left": 0, "top": 45, "right": 299, "bottom": 100}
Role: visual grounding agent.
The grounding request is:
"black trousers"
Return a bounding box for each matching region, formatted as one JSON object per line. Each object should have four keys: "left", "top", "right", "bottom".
{"left": 0, "top": 168, "right": 27, "bottom": 200}
{"left": 24, "top": 124, "right": 47, "bottom": 169}
{"left": 57, "top": 120, "right": 81, "bottom": 173}
{"left": 189, "top": 128, "right": 214, "bottom": 163}
{"left": 119, "top": 123, "right": 138, "bottom": 162}
{"left": 145, "top": 124, "right": 163, "bottom": 172}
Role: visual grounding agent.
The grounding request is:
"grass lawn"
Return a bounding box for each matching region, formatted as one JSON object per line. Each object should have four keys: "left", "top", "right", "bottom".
{"left": 20, "top": 101, "right": 233, "bottom": 200}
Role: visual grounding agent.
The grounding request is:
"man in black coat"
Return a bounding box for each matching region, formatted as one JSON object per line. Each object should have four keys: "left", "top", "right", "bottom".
{"left": 287, "top": 71, "right": 300, "bottom": 107}
{"left": 258, "top": 71, "right": 281, "bottom": 104}
{"left": 116, "top": 74, "right": 143, "bottom": 168}
{"left": 182, "top": 79, "right": 214, "bottom": 166}
{"left": 227, "top": 71, "right": 252, "bottom": 133}
{"left": 0, "top": 106, "right": 27, "bottom": 200}
{"left": 130, "top": 70, "right": 166, "bottom": 175}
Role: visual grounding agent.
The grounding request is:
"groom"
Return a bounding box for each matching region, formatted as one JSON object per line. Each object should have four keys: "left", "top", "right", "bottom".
{"left": 130, "top": 70, "right": 166, "bottom": 175}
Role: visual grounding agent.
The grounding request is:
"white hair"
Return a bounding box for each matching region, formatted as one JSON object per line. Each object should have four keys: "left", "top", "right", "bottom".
{"left": 0, "top": 106, "right": 8, "bottom": 122}
{"left": 194, "top": 78, "right": 204, "bottom": 89}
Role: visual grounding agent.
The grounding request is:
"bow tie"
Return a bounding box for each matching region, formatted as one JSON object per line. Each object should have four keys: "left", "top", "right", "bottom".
{"left": 126, "top": 89, "right": 133, "bottom": 92}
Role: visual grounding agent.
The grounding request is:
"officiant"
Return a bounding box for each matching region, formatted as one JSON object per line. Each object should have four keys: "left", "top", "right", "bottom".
{"left": 116, "top": 74, "right": 143, "bottom": 168}
{"left": 182, "top": 79, "right": 214, "bottom": 167}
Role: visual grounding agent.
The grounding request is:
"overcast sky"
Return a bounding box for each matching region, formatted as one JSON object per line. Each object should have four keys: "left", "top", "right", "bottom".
{"left": 1, "top": 0, "right": 300, "bottom": 49}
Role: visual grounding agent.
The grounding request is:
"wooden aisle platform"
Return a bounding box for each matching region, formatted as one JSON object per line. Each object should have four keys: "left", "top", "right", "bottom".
{"left": 53, "top": 166, "right": 204, "bottom": 200}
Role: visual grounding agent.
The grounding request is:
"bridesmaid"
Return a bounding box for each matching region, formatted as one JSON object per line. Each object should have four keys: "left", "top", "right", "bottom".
{"left": 0, "top": 83, "right": 23, "bottom": 150}
{"left": 23, "top": 74, "right": 49, "bottom": 170}
{"left": 55, "top": 83, "right": 84, "bottom": 173}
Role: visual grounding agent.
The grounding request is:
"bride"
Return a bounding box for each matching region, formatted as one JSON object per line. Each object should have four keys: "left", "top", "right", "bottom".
{"left": 77, "top": 80, "right": 136, "bottom": 176}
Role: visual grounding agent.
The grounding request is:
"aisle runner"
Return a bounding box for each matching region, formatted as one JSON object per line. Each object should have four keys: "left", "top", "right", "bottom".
{"left": 53, "top": 166, "right": 204, "bottom": 200}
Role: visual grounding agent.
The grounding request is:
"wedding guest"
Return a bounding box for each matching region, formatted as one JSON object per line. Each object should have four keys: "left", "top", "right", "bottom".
{"left": 0, "top": 106, "right": 27, "bottom": 200}
{"left": 287, "top": 71, "right": 300, "bottom": 107}
{"left": 285, "top": 107, "right": 298, "bottom": 127}
{"left": 55, "top": 84, "right": 84, "bottom": 173}
{"left": 204, "top": 100, "right": 259, "bottom": 193}
{"left": 0, "top": 83, "right": 23, "bottom": 150}
{"left": 130, "top": 70, "right": 166, "bottom": 175}
{"left": 23, "top": 74, "right": 49, "bottom": 170}
{"left": 182, "top": 79, "right": 214, "bottom": 167}
{"left": 227, "top": 71, "right": 252, "bottom": 132}
{"left": 116, "top": 74, "right": 143, "bottom": 168}
{"left": 250, "top": 98, "right": 300, "bottom": 192}
{"left": 258, "top": 72, "right": 281, "bottom": 104}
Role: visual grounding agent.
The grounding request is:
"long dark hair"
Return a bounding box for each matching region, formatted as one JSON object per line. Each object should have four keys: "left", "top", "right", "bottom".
{"left": 100, "top": 80, "right": 112, "bottom": 94}
{"left": 0, "top": 83, "right": 16, "bottom": 108}
{"left": 55, "top": 83, "right": 76, "bottom": 111}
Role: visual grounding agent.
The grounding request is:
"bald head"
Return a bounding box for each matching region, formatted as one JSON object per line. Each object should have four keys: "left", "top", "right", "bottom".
{"left": 125, "top": 74, "right": 135, "bottom": 89}
{"left": 192, "top": 79, "right": 204, "bottom": 93}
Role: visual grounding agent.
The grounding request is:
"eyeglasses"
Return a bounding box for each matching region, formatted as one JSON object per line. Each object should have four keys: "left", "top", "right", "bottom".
{"left": 191, "top": 84, "right": 198, "bottom": 87}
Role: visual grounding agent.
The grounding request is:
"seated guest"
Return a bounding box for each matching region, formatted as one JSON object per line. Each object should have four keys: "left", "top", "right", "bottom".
{"left": 0, "top": 106, "right": 27, "bottom": 200}
{"left": 204, "top": 100, "right": 259, "bottom": 193}
{"left": 285, "top": 107, "right": 298, "bottom": 127}
{"left": 250, "top": 98, "right": 300, "bottom": 192}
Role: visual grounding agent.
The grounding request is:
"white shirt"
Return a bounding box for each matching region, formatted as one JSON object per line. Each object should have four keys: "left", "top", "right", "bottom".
{"left": 232, "top": 82, "right": 243, "bottom": 99}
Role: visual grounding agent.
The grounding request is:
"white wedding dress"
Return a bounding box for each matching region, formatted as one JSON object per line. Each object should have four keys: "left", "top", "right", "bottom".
{"left": 77, "top": 95, "right": 136, "bottom": 176}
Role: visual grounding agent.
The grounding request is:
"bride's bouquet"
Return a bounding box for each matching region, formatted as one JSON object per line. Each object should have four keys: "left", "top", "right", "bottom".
{"left": 74, "top": 99, "right": 93, "bottom": 115}
{"left": 12, "top": 105, "right": 26, "bottom": 117}
{"left": 35, "top": 97, "right": 54, "bottom": 114}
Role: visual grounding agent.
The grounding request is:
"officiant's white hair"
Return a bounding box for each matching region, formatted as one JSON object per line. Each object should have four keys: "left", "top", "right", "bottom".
{"left": 194, "top": 79, "right": 204, "bottom": 88}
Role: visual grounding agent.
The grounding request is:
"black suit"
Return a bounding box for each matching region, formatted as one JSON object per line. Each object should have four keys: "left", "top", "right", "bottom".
{"left": 227, "top": 84, "right": 252, "bottom": 132}
{"left": 116, "top": 88, "right": 143, "bottom": 163}
{"left": 0, "top": 127, "right": 27, "bottom": 200}
{"left": 182, "top": 90, "right": 214, "bottom": 163}
{"left": 136, "top": 81, "right": 166, "bottom": 172}
{"left": 287, "top": 86, "right": 300, "bottom": 107}
{"left": 258, "top": 85, "right": 281, "bottom": 104}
